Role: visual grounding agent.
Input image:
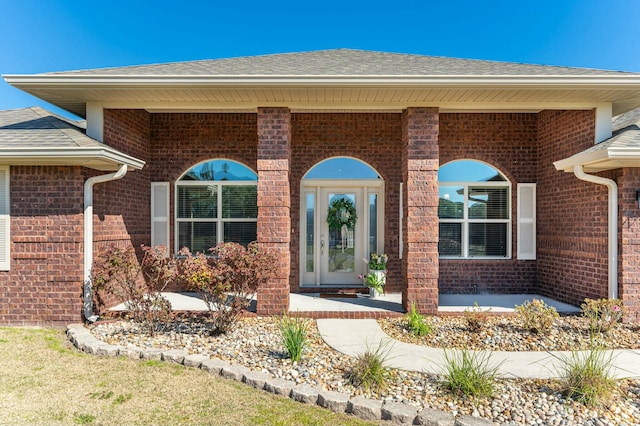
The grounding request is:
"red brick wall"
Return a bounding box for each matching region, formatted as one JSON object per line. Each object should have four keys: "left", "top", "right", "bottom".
{"left": 98, "top": 110, "right": 151, "bottom": 251}
{"left": 256, "top": 108, "right": 291, "bottom": 314}
{"left": 289, "top": 112, "right": 403, "bottom": 292}
{"left": 619, "top": 168, "right": 640, "bottom": 322}
{"left": 0, "top": 166, "right": 86, "bottom": 325}
{"left": 536, "top": 110, "right": 608, "bottom": 306}
{"left": 150, "top": 112, "right": 257, "bottom": 262}
{"left": 438, "top": 113, "right": 538, "bottom": 293}
{"left": 402, "top": 108, "right": 440, "bottom": 313}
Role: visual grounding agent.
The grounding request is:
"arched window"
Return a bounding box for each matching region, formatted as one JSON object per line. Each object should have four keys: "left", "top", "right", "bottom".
{"left": 438, "top": 160, "right": 511, "bottom": 258}
{"left": 176, "top": 160, "right": 257, "bottom": 253}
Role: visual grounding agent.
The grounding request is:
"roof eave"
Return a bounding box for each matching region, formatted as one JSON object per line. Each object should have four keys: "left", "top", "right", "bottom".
{"left": 6, "top": 74, "right": 640, "bottom": 87}
{"left": 554, "top": 147, "right": 640, "bottom": 173}
{"left": 0, "top": 147, "right": 145, "bottom": 171}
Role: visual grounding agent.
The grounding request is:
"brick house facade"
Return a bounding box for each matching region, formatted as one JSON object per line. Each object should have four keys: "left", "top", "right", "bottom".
{"left": 3, "top": 49, "right": 640, "bottom": 324}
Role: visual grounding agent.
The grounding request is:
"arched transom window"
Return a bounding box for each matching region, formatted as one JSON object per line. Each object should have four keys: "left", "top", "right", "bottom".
{"left": 438, "top": 160, "right": 511, "bottom": 259}
{"left": 176, "top": 159, "right": 257, "bottom": 253}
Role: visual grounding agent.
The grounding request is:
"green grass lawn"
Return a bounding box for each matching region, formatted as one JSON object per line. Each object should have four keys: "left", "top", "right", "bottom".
{"left": 0, "top": 327, "right": 376, "bottom": 426}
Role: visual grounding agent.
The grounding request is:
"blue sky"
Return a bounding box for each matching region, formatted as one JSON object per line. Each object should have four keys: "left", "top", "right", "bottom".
{"left": 2, "top": 0, "right": 640, "bottom": 119}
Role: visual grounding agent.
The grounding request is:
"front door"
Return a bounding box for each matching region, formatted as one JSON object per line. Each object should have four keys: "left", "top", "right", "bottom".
{"left": 300, "top": 182, "right": 383, "bottom": 287}
{"left": 319, "top": 188, "right": 363, "bottom": 285}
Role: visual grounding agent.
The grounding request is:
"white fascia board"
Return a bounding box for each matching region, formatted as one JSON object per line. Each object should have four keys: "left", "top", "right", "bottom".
{"left": 554, "top": 145, "right": 640, "bottom": 172}
{"left": 0, "top": 147, "right": 145, "bottom": 170}
{"left": 6, "top": 74, "right": 640, "bottom": 88}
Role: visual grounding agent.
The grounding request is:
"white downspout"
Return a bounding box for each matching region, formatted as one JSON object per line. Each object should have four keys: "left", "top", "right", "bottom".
{"left": 573, "top": 165, "right": 618, "bottom": 299}
{"left": 83, "top": 164, "right": 128, "bottom": 322}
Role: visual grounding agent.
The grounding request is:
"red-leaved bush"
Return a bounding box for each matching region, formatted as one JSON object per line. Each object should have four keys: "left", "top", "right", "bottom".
{"left": 178, "top": 241, "right": 276, "bottom": 334}
{"left": 92, "top": 245, "right": 175, "bottom": 335}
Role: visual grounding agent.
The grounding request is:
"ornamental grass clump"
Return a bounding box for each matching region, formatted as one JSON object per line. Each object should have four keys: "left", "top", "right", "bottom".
{"left": 178, "top": 241, "right": 277, "bottom": 335}
{"left": 581, "top": 298, "right": 625, "bottom": 334}
{"left": 555, "top": 345, "right": 617, "bottom": 406}
{"left": 278, "top": 314, "right": 309, "bottom": 362}
{"left": 347, "top": 340, "right": 393, "bottom": 392}
{"left": 92, "top": 245, "right": 175, "bottom": 336}
{"left": 403, "top": 303, "right": 432, "bottom": 337}
{"left": 515, "top": 298, "right": 559, "bottom": 334}
{"left": 441, "top": 349, "right": 500, "bottom": 398}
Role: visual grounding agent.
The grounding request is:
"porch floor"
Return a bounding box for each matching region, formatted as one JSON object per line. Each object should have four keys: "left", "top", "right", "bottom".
{"left": 110, "top": 292, "right": 581, "bottom": 315}
{"left": 289, "top": 292, "right": 581, "bottom": 314}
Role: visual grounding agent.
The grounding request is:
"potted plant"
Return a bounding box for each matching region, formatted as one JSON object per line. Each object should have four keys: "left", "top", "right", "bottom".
{"left": 360, "top": 270, "right": 386, "bottom": 298}
{"left": 361, "top": 253, "right": 388, "bottom": 298}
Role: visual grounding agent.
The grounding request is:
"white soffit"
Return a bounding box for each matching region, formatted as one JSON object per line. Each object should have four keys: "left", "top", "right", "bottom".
{"left": 6, "top": 74, "right": 640, "bottom": 118}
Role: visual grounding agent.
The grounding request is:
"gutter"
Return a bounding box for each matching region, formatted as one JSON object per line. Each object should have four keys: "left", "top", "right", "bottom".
{"left": 573, "top": 165, "right": 618, "bottom": 299}
{"left": 6, "top": 74, "right": 640, "bottom": 87}
{"left": 83, "top": 164, "right": 128, "bottom": 322}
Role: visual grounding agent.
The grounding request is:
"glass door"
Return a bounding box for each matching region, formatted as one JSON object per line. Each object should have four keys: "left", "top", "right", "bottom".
{"left": 300, "top": 182, "right": 384, "bottom": 287}
{"left": 319, "top": 189, "right": 363, "bottom": 285}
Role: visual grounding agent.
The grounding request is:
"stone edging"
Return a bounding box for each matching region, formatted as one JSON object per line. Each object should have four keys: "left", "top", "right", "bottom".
{"left": 67, "top": 324, "right": 492, "bottom": 426}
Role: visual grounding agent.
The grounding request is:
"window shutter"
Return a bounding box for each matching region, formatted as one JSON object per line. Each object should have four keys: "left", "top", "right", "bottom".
{"left": 0, "top": 166, "right": 9, "bottom": 270}
{"left": 517, "top": 183, "right": 536, "bottom": 260}
{"left": 151, "top": 182, "right": 170, "bottom": 257}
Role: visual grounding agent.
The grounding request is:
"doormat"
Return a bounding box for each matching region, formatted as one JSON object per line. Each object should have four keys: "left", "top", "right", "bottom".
{"left": 318, "top": 293, "right": 361, "bottom": 299}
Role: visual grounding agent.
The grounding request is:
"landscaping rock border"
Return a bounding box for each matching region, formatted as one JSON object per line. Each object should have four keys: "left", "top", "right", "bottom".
{"left": 67, "top": 324, "right": 491, "bottom": 425}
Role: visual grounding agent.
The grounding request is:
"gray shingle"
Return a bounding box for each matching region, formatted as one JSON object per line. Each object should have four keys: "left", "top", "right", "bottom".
{"left": 43, "top": 49, "right": 638, "bottom": 77}
{"left": 0, "top": 106, "right": 97, "bottom": 149}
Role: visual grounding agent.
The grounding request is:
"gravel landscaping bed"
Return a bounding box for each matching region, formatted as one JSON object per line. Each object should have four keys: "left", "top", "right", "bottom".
{"left": 90, "top": 317, "right": 640, "bottom": 425}
{"left": 379, "top": 316, "right": 640, "bottom": 352}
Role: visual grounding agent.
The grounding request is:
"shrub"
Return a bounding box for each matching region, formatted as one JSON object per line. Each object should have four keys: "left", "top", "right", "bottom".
{"left": 178, "top": 241, "right": 277, "bottom": 334}
{"left": 463, "top": 302, "right": 490, "bottom": 333}
{"left": 441, "top": 349, "right": 500, "bottom": 398}
{"left": 555, "top": 346, "right": 617, "bottom": 406}
{"left": 348, "top": 340, "right": 392, "bottom": 392}
{"left": 581, "top": 298, "right": 625, "bottom": 334}
{"left": 278, "top": 314, "right": 309, "bottom": 362}
{"left": 92, "top": 245, "right": 174, "bottom": 336}
{"left": 515, "top": 298, "right": 559, "bottom": 334}
{"left": 404, "top": 303, "right": 432, "bottom": 336}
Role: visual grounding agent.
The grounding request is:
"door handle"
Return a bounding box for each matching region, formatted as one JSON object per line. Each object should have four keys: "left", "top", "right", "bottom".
{"left": 320, "top": 235, "right": 325, "bottom": 255}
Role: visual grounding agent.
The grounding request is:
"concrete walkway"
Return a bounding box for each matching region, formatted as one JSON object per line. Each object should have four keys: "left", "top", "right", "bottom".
{"left": 316, "top": 319, "right": 640, "bottom": 379}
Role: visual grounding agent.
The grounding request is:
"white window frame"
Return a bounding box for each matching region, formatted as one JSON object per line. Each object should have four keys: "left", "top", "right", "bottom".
{"left": 174, "top": 180, "right": 257, "bottom": 254}
{"left": 439, "top": 181, "right": 512, "bottom": 259}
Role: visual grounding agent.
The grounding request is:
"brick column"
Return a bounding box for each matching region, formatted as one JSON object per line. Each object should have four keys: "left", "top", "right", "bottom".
{"left": 619, "top": 168, "right": 640, "bottom": 323}
{"left": 401, "top": 108, "right": 439, "bottom": 314}
{"left": 256, "top": 108, "right": 291, "bottom": 315}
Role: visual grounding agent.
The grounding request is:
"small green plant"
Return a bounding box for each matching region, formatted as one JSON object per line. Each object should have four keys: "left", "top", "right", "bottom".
{"left": 581, "top": 298, "right": 625, "bottom": 334}
{"left": 441, "top": 349, "right": 500, "bottom": 398}
{"left": 463, "top": 302, "right": 490, "bottom": 332}
{"left": 404, "top": 303, "right": 432, "bottom": 336}
{"left": 348, "top": 340, "right": 393, "bottom": 392}
{"left": 73, "top": 412, "right": 97, "bottom": 425}
{"left": 278, "top": 313, "right": 309, "bottom": 362}
{"left": 555, "top": 346, "right": 617, "bottom": 406}
{"left": 113, "top": 393, "right": 133, "bottom": 405}
{"left": 515, "top": 298, "right": 559, "bottom": 334}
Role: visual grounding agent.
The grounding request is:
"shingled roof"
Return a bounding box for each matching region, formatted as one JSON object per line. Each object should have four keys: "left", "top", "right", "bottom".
{"left": 44, "top": 49, "right": 636, "bottom": 77}
{"left": 0, "top": 107, "right": 144, "bottom": 171}
{"left": 6, "top": 49, "right": 640, "bottom": 118}
{"left": 554, "top": 107, "right": 640, "bottom": 172}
